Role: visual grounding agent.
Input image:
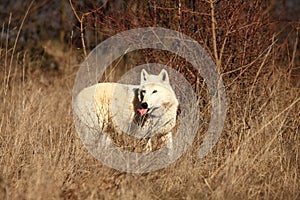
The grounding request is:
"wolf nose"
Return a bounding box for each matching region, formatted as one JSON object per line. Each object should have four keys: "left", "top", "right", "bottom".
{"left": 141, "top": 102, "right": 148, "bottom": 109}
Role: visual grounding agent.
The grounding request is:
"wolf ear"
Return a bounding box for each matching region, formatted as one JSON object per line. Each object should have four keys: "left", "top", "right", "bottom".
{"left": 159, "top": 69, "right": 169, "bottom": 84}
{"left": 141, "top": 69, "right": 149, "bottom": 84}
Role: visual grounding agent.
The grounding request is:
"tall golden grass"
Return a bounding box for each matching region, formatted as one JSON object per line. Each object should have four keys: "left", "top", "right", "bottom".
{"left": 1, "top": 1, "right": 299, "bottom": 199}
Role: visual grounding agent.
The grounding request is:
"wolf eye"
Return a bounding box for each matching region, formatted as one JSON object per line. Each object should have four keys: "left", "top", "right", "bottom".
{"left": 140, "top": 90, "right": 145, "bottom": 101}
{"left": 152, "top": 90, "right": 157, "bottom": 93}
{"left": 140, "top": 90, "right": 146, "bottom": 97}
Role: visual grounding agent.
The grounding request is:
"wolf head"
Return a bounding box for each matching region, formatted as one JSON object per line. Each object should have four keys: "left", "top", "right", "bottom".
{"left": 137, "top": 69, "right": 178, "bottom": 117}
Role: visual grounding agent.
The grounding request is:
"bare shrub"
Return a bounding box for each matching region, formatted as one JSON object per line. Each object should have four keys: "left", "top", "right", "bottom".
{"left": 0, "top": 0, "right": 299, "bottom": 199}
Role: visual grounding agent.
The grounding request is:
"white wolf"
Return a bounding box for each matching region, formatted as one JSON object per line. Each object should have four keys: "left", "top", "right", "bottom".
{"left": 74, "top": 69, "right": 179, "bottom": 152}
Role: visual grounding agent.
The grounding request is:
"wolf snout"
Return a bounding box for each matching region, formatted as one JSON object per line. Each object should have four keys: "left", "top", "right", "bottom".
{"left": 141, "top": 102, "right": 148, "bottom": 109}
{"left": 137, "top": 102, "right": 148, "bottom": 116}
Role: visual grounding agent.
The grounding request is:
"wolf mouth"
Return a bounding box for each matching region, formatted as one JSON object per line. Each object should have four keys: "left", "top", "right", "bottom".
{"left": 134, "top": 109, "right": 149, "bottom": 127}
{"left": 137, "top": 108, "right": 148, "bottom": 116}
{"left": 137, "top": 107, "right": 159, "bottom": 117}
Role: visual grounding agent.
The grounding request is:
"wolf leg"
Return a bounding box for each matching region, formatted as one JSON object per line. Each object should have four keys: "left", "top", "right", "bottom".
{"left": 145, "top": 138, "right": 152, "bottom": 153}
{"left": 162, "top": 132, "right": 173, "bottom": 156}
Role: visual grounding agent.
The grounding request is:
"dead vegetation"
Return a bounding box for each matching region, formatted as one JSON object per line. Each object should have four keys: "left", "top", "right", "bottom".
{"left": 0, "top": 0, "right": 299, "bottom": 199}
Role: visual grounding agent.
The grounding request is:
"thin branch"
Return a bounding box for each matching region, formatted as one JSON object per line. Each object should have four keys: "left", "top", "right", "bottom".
{"left": 69, "top": 0, "right": 90, "bottom": 57}
{"left": 243, "top": 36, "right": 277, "bottom": 126}
{"left": 208, "top": 0, "right": 221, "bottom": 69}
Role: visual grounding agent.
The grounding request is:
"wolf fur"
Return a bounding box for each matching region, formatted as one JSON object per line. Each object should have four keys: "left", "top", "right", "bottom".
{"left": 74, "top": 69, "right": 179, "bottom": 152}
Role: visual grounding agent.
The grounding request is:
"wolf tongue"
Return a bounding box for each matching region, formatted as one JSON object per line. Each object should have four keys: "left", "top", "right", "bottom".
{"left": 137, "top": 109, "right": 147, "bottom": 116}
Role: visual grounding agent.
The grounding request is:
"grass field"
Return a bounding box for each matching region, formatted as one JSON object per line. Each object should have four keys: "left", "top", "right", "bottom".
{"left": 1, "top": 39, "right": 299, "bottom": 200}
{"left": 0, "top": 2, "right": 300, "bottom": 199}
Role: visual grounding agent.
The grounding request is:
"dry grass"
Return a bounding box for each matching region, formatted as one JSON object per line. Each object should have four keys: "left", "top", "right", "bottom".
{"left": 0, "top": 59, "right": 299, "bottom": 199}
{"left": 1, "top": 39, "right": 299, "bottom": 200}
{"left": 1, "top": 1, "right": 300, "bottom": 199}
